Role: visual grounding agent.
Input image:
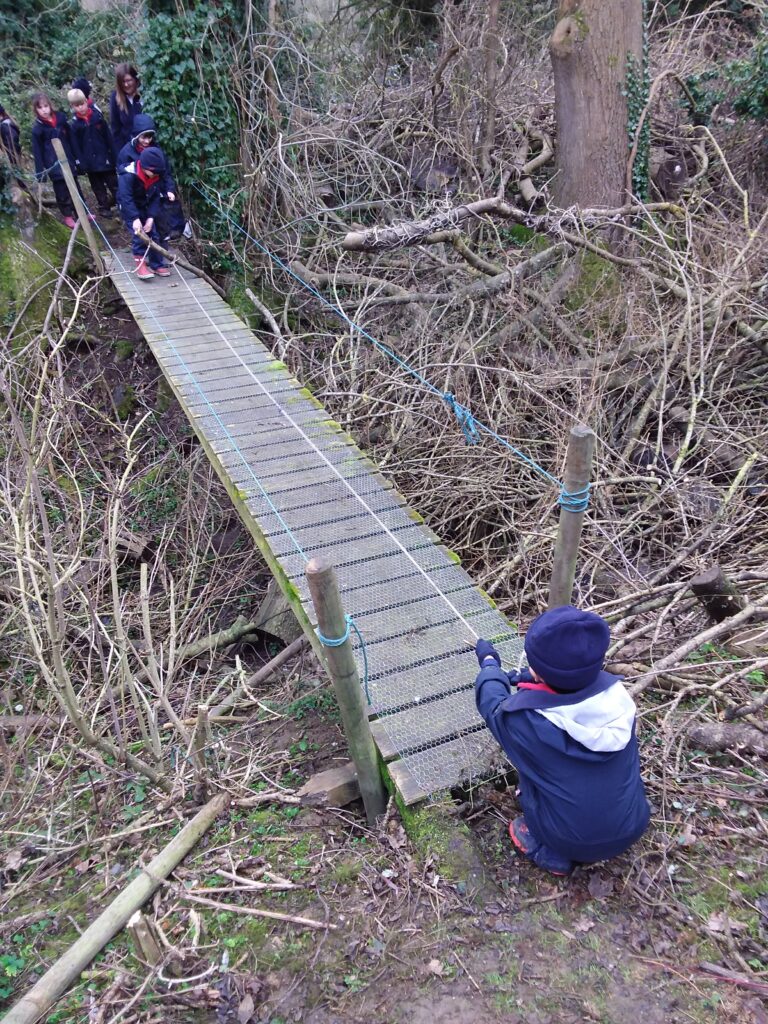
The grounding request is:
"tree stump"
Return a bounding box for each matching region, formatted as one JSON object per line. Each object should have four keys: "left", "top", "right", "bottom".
{"left": 690, "top": 565, "right": 746, "bottom": 623}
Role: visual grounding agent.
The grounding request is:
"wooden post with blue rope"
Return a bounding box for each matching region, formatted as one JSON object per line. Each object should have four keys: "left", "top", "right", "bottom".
{"left": 305, "top": 557, "right": 387, "bottom": 824}
{"left": 548, "top": 424, "right": 595, "bottom": 609}
{"left": 50, "top": 137, "right": 105, "bottom": 275}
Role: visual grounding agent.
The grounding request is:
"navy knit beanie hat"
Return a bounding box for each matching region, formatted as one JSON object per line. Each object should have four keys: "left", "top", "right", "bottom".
{"left": 71, "top": 77, "right": 92, "bottom": 97}
{"left": 139, "top": 146, "right": 165, "bottom": 175}
{"left": 524, "top": 605, "right": 611, "bottom": 692}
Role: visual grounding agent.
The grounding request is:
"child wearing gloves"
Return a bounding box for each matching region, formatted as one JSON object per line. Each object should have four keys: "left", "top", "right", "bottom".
{"left": 475, "top": 605, "right": 650, "bottom": 875}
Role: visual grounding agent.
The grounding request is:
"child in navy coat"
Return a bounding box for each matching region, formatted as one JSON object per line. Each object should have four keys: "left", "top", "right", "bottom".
{"left": 0, "top": 103, "right": 26, "bottom": 190}
{"left": 68, "top": 88, "right": 118, "bottom": 216}
{"left": 31, "top": 92, "right": 79, "bottom": 228}
{"left": 117, "top": 146, "right": 171, "bottom": 280}
{"left": 116, "top": 113, "right": 186, "bottom": 241}
{"left": 475, "top": 605, "right": 650, "bottom": 875}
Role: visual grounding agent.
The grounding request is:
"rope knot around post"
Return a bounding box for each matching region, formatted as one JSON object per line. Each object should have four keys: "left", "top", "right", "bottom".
{"left": 316, "top": 614, "right": 370, "bottom": 705}
{"left": 558, "top": 482, "right": 591, "bottom": 513}
{"left": 443, "top": 391, "right": 479, "bottom": 445}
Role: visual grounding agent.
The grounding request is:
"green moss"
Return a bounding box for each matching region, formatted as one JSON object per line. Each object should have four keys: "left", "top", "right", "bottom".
{"left": 564, "top": 250, "right": 620, "bottom": 315}
{"left": 155, "top": 377, "right": 175, "bottom": 413}
{"left": 386, "top": 779, "right": 492, "bottom": 897}
{"left": 116, "top": 385, "right": 136, "bottom": 419}
{"left": 446, "top": 549, "right": 462, "bottom": 565}
{"left": 0, "top": 214, "right": 79, "bottom": 338}
{"left": 113, "top": 339, "right": 134, "bottom": 361}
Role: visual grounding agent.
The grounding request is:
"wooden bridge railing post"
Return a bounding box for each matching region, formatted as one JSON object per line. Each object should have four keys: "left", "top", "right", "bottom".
{"left": 548, "top": 424, "right": 595, "bottom": 609}
{"left": 305, "top": 557, "right": 387, "bottom": 824}
{"left": 50, "top": 137, "right": 105, "bottom": 275}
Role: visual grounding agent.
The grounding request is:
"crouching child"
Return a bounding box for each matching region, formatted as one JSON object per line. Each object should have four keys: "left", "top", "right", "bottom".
{"left": 116, "top": 114, "right": 187, "bottom": 241}
{"left": 117, "top": 146, "right": 172, "bottom": 280}
{"left": 475, "top": 605, "right": 650, "bottom": 876}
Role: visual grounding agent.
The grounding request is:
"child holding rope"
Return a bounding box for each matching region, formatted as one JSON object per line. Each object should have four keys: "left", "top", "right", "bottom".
{"left": 117, "top": 146, "right": 172, "bottom": 280}
{"left": 475, "top": 605, "right": 650, "bottom": 875}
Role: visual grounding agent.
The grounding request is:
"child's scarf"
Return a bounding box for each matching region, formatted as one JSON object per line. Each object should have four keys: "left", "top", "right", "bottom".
{"left": 38, "top": 113, "right": 57, "bottom": 129}
{"left": 76, "top": 108, "right": 93, "bottom": 124}
{"left": 136, "top": 162, "right": 159, "bottom": 190}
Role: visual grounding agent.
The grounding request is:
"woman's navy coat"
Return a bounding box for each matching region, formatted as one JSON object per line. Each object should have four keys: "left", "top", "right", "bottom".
{"left": 109, "top": 91, "right": 142, "bottom": 153}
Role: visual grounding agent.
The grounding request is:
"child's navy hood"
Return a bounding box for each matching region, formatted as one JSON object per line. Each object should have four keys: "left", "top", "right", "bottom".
{"left": 130, "top": 114, "right": 157, "bottom": 142}
{"left": 536, "top": 682, "right": 636, "bottom": 752}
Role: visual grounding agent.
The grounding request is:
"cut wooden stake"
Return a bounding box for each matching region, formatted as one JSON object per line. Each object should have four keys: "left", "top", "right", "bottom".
{"left": 548, "top": 424, "right": 595, "bottom": 609}
{"left": 4, "top": 792, "right": 229, "bottom": 1024}
{"left": 305, "top": 557, "right": 387, "bottom": 825}
{"left": 127, "top": 911, "right": 164, "bottom": 967}
{"left": 297, "top": 761, "right": 360, "bottom": 808}
{"left": 50, "top": 138, "right": 105, "bottom": 274}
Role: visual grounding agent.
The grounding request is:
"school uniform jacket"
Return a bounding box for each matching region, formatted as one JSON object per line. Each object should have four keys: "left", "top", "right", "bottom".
{"left": 475, "top": 664, "right": 650, "bottom": 862}
{"left": 69, "top": 109, "right": 116, "bottom": 173}
{"left": 109, "top": 91, "right": 142, "bottom": 153}
{"left": 31, "top": 111, "right": 74, "bottom": 181}
{"left": 117, "top": 161, "right": 164, "bottom": 223}
{"left": 117, "top": 142, "right": 176, "bottom": 195}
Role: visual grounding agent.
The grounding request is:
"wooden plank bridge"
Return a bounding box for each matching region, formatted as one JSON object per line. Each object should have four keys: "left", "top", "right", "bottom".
{"left": 105, "top": 250, "right": 524, "bottom": 803}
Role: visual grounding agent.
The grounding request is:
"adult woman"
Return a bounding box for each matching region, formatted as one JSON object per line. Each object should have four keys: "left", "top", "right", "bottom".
{"left": 109, "top": 63, "right": 143, "bottom": 153}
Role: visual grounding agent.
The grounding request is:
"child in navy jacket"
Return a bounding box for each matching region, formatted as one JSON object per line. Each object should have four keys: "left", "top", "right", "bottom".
{"left": 31, "top": 92, "right": 79, "bottom": 228}
{"left": 68, "top": 88, "right": 117, "bottom": 215}
{"left": 117, "top": 146, "right": 171, "bottom": 280}
{"left": 116, "top": 114, "right": 186, "bottom": 241}
{"left": 475, "top": 605, "right": 650, "bottom": 875}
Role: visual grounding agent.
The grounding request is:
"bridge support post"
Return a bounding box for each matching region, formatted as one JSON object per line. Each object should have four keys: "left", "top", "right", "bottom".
{"left": 548, "top": 424, "right": 595, "bottom": 609}
{"left": 305, "top": 557, "right": 387, "bottom": 825}
{"left": 50, "top": 138, "right": 105, "bottom": 275}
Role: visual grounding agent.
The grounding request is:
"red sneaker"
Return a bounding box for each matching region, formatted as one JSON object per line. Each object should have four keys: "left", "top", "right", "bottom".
{"left": 508, "top": 817, "right": 573, "bottom": 876}
{"left": 135, "top": 258, "right": 155, "bottom": 281}
{"left": 63, "top": 216, "right": 77, "bottom": 229}
{"left": 154, "top": 265, "right": 171, "bottom": 277}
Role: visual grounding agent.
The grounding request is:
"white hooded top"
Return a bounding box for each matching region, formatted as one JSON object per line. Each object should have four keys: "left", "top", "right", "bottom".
{"left": 536, "top": 681, "right": 637, "bottom": 753}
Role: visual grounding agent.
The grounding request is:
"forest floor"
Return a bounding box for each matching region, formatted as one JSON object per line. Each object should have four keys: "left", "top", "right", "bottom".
{"left": 1, "top": 237, "right": 767, "bottom": 1023}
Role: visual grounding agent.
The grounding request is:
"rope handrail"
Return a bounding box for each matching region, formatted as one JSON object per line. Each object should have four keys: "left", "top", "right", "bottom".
{"left": 191, "top": 180, "right": 591, "bottom": 514}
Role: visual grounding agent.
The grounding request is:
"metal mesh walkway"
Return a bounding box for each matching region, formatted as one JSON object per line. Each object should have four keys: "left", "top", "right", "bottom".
{"left": 105, "top": 250, "right": 524, "bottom": 803}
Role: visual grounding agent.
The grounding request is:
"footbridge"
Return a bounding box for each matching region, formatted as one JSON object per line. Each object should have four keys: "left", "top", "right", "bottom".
{"left": 105, "top": 249, "right": 527, "bottom": 804}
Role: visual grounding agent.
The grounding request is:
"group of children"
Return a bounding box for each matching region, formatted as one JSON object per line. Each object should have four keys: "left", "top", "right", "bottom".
{"left": 0, "top": 66, "right": 188, "bottom": 281}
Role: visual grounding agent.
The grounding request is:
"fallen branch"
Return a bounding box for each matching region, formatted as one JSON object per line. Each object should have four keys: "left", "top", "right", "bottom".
{"left": 4, "top": 792, "right": 230, "bottom": 1024}
{"left": 686, "top": 722, "right": 768, "bottom": 758}
{"left": 698, "top": 961, "right": 768, "bottom": 995}
{"left": 209, "top": 634, "right": 308, "bottom": 718}
{"left": 176, "top": 889, "right": 336, "bottom": 931}
{"left": 629, "top": 590, "right": 768, "bottom": 696}
{"left": 136, "top": 230, "right": 226, "bottom": 298}
{"left": 342, "top": 197, "right": 681, "bottom": 252}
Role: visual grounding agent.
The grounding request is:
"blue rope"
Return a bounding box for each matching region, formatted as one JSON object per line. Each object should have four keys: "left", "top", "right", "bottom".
{"left": 190, "top": 181, "right": 589, "bottom": 511}
{"left": 317, "top": 614, "right": 371, "bottom": 704}
{"left": 558, "top": 484, "right": 591, "bottom": 513}
{"left": 443, "top": 392, "right": 478, "bottom": 445}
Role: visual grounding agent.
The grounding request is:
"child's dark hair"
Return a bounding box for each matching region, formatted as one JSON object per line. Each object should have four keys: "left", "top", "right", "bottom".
{"left": 114, "top": 63, "right": 140, "bottom": 113}
{"left": 31, "top": 92, "right": 52, "bottom": 113}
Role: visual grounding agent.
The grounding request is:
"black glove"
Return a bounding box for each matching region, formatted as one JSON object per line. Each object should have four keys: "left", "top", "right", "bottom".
{"left": 475, "top": 638, "right": 501, "bottom": 668}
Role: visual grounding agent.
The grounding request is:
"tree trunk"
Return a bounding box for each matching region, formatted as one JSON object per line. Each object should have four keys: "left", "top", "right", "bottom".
{"left": 549, "top": 0, "right": 644, "bottom": 208}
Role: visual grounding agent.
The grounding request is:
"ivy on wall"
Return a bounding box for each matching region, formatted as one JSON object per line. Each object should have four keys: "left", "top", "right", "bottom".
{"left": 137, "top": 1, "right": 245, "bottom": 253}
